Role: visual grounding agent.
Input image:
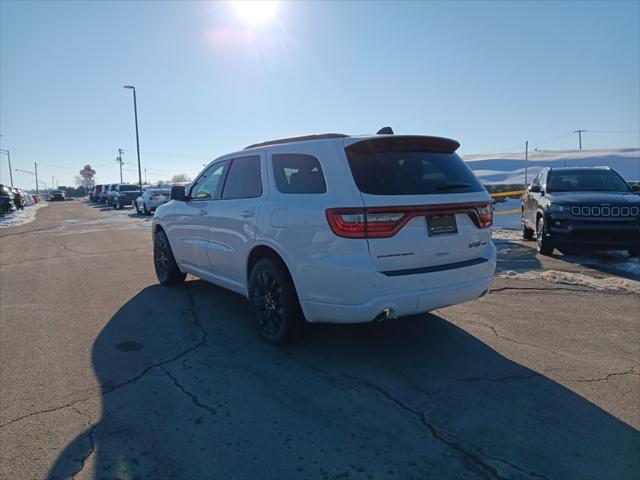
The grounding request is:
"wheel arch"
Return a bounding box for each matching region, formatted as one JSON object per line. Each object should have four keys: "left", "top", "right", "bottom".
{"left": 246, "top": 244, "right": 299, "bottom": 295}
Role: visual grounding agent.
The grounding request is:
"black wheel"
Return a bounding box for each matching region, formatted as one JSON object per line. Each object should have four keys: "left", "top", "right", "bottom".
{"left": 154, "top": 230, "right": 186, "bottom": 286}
{"left": 134, "top": 201, "right": 140, "bottom": 214}
{"left": 522, "top": 216, "right": 534, "bottom": 240}
{"left": 143, "top": 202, "right": 150, "bottom": 216}
{"left": 249, "top": 258, "right": 304, "bottom": 345}
{"left": 536, "top": 216, "right": 554, "bottom": 255}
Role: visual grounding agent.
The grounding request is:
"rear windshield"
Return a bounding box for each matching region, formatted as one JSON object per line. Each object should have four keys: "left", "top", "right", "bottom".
{"left": 346, "top": 144, "right": 484, "bottom": 195}
{"left": 119, "top": 185, "right": 139, "bottom": 191}
{"left": 547, "top": 170, "right": 630, "bottom": 192}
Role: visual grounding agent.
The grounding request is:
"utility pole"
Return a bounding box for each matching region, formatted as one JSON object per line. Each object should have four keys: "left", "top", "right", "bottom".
{"left": 116, "top": 148, "right": 124, "bottom": 183}
{"left": 52, "top": 176, "right": 55, "bottom": 190}
{"left": 524, "top": 140, "right": 529, "bottom": 186}
{"left": 123, "top": 85, "right": 143, "bottom": 195}
{"left": 144, "top": 168, "right": 147, "bottom": 184}
{"left": 34, "top": 162, "right": 39, "bottom": 196}
{"left": 0, "top": 149, "right": 14, "bottom": 186}
{"left": 573, "top": 129, "right": 586, "bottom": 150}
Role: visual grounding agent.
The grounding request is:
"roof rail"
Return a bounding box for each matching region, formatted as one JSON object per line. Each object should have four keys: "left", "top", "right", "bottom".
{"left": 244, "top": 133, "right": 349, "bottom": 150}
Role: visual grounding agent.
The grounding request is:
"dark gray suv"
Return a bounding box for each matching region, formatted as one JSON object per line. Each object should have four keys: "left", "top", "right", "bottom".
{"left": 522, "top": 166, "right": 640, "bottom": 255}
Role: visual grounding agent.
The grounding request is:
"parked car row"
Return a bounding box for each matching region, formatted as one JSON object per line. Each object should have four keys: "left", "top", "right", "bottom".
{"left": 88, "top": 183, "right": 174, "bottom": 215}
{"left": 0, "top": 184, "right": 41, "bottom": 215}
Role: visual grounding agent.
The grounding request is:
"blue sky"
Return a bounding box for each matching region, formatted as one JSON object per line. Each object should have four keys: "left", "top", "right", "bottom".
{"left": 1, "top": 0, "right": 639, "bottom": 188}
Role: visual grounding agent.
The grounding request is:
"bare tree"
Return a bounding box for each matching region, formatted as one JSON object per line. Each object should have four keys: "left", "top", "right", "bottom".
{"left": 170, "top": 173, "right": 191, "bottom": 183}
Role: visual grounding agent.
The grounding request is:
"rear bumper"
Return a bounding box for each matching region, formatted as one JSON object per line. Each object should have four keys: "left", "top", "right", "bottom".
{"left": 301, "top": 275, "right": 493, "bottom": 324}
{"left": 298, "top": 243, "right": 496, "bottom": 324}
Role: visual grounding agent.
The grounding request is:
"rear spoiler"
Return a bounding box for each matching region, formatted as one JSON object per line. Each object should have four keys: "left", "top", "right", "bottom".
{"left": 346, "top": 135, "right": 460, "bottom": 155}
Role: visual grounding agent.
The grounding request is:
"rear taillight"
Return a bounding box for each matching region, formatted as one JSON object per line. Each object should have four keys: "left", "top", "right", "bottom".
{"left": 474, "top": 204, "right": 493, "bottom": 228}
{"left": 326, "top": 209, "right": 406, "bottom": 238}
{"left": 327, "top": 202, "right": 493, "bottom": 238}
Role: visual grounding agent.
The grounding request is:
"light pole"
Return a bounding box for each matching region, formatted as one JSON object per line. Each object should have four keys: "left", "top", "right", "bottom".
{"left": 0, "top": 149, "right": 14, "bottom": 186}
{"left": 524, "top": 140, "right": 529, "bottom": 186}
{"left": 123, "top": 86, "right": 143, "bottom": 194}
{"left": 15, "top": 164, "right": 40, "bottom": 195}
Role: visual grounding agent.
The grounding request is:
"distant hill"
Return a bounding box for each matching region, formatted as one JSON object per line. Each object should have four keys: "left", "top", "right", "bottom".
{"left": 463, "top": 148, "right": 640, "bottom": 184}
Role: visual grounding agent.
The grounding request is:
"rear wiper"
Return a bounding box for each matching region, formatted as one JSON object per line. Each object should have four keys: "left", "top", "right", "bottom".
{"left": 435, "top": 183, "right": 470, "bottom": 191}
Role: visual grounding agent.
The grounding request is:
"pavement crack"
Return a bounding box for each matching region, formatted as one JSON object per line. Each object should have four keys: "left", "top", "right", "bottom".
{"left": 100, "top": 286, "right": 208, "bottom": 396}
{"left": 160, "top": 367, "right": 217, "bottom": 416}
{"left": 451, "top": 317, "right": 568, "bottom": 359}
{"left": 68, "top": 405, "right": 97, "bottom": 480}
{"left": 572, "top": 369, "right": 640, "bottom": 383}
{"left": 347, "top": 375, "right": 549, "bottom": 480}
{"left": 0, "top": 397, "right": 94, "bottom": 429}
{"left": 453, "top": 373, "right": 540, "bottom": 383}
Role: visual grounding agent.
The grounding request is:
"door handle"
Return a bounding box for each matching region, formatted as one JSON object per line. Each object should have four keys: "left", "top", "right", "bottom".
{"left": 199, "top": 209, "right": 208, "bottom": 216}
{"left": 241, "top": 210, "right": 254, "bottom": 218}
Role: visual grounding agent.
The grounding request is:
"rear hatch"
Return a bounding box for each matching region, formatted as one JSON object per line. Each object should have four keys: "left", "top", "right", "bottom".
{"left": 339, "top": 136, "right": 493, "bottom": 273}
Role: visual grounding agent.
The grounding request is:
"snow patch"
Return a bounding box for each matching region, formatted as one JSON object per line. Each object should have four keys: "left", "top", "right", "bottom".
{"left": 497, "top": 269, "right": 640, "bottom": 293}
{"left": 464, "top": 148, "right": 640, "bottom": 184}
{"left": 492, "top": 228, "right": 524, "bottom": 241}
{"left": 0, "top": 202, "right": 48, "bottom": 228}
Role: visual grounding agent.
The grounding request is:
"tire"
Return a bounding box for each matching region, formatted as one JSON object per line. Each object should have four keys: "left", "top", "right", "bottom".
{"left": 536, "top": 216, "right": 554, "bottom": 255}
{"left": 154, "top": 230, "right": 186, "bottom": 286}
{"left": 249, "top": 258, "right": 304, "bottom": 345}
{"left": 143, "top": 202, "right": 150, "bottom": 216}
{"left": 134, "top": 202, "right": 140, "bottom": 214}
{"left": 522, "top": 217, "right": 534, "bottom": 240}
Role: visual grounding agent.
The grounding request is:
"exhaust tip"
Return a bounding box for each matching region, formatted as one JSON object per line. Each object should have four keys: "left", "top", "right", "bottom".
{"left": 373, "top": 308, "right": 397, "bottom": 322}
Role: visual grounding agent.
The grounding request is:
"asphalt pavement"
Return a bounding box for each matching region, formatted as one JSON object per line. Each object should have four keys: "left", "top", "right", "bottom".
{"left": 1, "top": 201, "right": 638, "bottom": 480}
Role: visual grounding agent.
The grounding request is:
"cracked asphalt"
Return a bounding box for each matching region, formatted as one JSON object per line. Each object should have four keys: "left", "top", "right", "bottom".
{"left": 1, "top": 201, "right": 638, "bottom": 480}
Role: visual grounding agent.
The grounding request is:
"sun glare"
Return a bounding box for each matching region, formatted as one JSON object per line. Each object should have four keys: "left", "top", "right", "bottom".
{"left": 232, "top": 1, "right": 278, "bottom": 25}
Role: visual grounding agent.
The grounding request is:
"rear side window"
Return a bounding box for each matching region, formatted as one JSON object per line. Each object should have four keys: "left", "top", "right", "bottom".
{"left": 345, "top": 141, "right": 484, "bottom": 195}
{"left": 221, "top": 155, "right": 262, "bottom": 199}
{"left": 272, "top": 154, "right": 327, "bottom": 194}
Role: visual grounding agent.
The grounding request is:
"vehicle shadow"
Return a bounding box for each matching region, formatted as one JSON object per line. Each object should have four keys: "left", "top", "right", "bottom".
{"left": 48, "top": 280, "right": 639, "bottom": 480}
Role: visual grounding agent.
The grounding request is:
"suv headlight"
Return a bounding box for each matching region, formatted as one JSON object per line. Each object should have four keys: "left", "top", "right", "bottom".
{"left": 549, "top": 204, "right": 567, "bottom": 213}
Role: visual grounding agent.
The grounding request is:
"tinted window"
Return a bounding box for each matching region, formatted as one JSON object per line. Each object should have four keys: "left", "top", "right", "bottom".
{"left": 118, "top": 185, "right": 139, "bottom": 191}
{"left": 346, "top": 146, "right": 484, "bottom": 195}
{"left": 272, "top": 154, "right": 326, "bottom": 194}
{"left": 222, "top": 156, "right": 262, "bottom": 199}
{"left": 547, "top": 170, "right": 630, "bottom": 192}
{"left": 190, "top": 161, "right": 227, "bottom": 200}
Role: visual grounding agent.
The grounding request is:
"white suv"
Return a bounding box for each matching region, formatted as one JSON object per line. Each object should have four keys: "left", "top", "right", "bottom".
{"left": 152, "top": 131, "right": 496, "bottom": 343}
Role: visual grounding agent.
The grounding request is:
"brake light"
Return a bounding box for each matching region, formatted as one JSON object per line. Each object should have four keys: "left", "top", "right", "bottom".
{"left": 475, "top": 204, "right": 493, "bottom": 228}
{"left": 326, "top": 209, "right": 406, "bottom": 238}
{"left": 327, "top": 202, "right": 493, "bottom": 238}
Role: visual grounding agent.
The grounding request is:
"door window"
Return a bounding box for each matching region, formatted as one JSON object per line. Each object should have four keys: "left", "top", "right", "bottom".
{"left": 221, "top": 155, "right": 262, "bottom": 199}
{"left": 190, "top": 161, "right": 228, "bottom": 201}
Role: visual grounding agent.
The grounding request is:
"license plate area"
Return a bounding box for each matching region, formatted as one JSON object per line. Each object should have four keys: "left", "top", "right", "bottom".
{"left": 426, "top": 214, "right": 458, "bottom": 236}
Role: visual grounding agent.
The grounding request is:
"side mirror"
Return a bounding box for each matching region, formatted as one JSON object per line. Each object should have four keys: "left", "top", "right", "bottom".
{"left": 170, "top": 185, "right": 186, "bottom": 201}
{"left": 529, "top": 185, "right": 541, "bottom": 193}
{"left": 630, "top": 184, "right": 640, "bottom": 194}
